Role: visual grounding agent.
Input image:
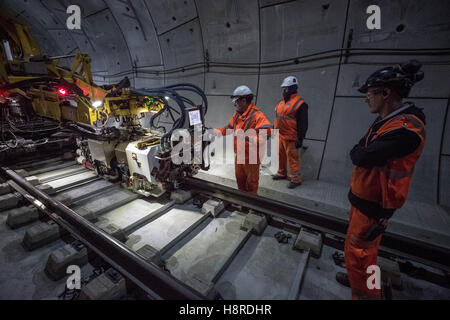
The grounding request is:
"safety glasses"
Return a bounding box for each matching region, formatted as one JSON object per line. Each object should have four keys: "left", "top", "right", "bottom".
{"left": 230, "top": 96, "right": 244, "bottom": 104}
{"left": 366, "top": 88, "right": 383, "bottom": 98}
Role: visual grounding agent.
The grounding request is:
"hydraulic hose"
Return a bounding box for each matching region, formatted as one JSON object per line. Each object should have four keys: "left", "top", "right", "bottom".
{"left": 149, "top": 107, "right": 167, "bottom": 133}
{"left": 131, "top": 88, "right": 186, "bottom": 133}
{"left": 131, "top": 84, "right": 208, "bottom": 152}
{"left": 165, "top": 83, "right": 208, "bottom": 114}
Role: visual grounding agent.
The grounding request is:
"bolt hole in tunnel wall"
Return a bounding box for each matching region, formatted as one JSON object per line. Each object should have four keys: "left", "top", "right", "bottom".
{"left": 1, "top": 1, "right": 449, "bottom": 233}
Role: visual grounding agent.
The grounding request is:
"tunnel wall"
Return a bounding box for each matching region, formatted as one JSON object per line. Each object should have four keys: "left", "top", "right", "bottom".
{"left": 2, "top": 0, "right": 449, "bottom": 206}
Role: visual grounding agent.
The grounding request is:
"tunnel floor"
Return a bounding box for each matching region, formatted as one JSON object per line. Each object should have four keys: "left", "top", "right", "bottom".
{"left": 1, "top": 204, "right": 449, "bottom": 300}
{"left": 1, "top": 158, "right": 449, "bottom": 300}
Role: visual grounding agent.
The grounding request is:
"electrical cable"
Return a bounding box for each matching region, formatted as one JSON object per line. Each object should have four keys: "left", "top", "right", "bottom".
{"left": 89, "top": 47, "right": 450, "bottom": 80}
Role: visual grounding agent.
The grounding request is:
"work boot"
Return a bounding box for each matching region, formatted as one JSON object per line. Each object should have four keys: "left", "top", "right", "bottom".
{"left": 272, "top": 175, "right": 287, "bottom": 180}
{"left": 335, "top": 272, "right": 350, "bottom": 288}
{"left": 288, "top": 181, "right": 302, "bottom": 189}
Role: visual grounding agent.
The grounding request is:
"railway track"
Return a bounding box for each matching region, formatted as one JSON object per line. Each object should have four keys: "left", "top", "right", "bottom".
{"left": 0, "top": 155, "right": 449, "bottom": 300}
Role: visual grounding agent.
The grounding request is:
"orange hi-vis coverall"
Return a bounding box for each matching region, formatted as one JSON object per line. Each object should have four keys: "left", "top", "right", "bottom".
{"left": 215, "top": 103, "right": 272, "bottom": 194}
{"left": 346, "top": 105, "right": 425, "bottom": 299}
{"left": 273, "top": 93, "right": 305, "bottom": 183}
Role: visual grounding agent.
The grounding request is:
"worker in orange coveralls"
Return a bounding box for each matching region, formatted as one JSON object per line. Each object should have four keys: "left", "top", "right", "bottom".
{"left": 272, "top": 76, "right": 308, "bottom": 188}
{"left": 214, "top": 85, "right": 272, "bottom": 195}
{"left": 336, "top": 60, "right": 426, "bottom": 299}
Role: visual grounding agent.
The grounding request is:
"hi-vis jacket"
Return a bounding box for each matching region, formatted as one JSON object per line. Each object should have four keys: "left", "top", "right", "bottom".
{"left": 274, "top": 93, "right": 305, "bottom": 141}
{"left": 349, "top": 103, "right": 426, "bottom": 219}
{"left": 217, "top": 103, "right": 272, "bottom": 164}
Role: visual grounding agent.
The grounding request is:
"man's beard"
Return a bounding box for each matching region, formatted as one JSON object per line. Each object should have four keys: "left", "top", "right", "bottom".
{"left": 283, "top": 85, "right": 298, "bottom": 101}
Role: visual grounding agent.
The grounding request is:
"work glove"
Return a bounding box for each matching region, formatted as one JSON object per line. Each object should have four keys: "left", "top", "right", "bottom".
{"left": 212, "top": 128, "right": 223, "bottom": 137}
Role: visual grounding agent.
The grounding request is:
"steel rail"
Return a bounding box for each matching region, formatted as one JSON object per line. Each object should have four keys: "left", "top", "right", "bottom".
{"left": 1, "top": 167, "right": 205, "bottom": 300}
{"left": 185, "top": 177, "right": 450, "bottom": 272}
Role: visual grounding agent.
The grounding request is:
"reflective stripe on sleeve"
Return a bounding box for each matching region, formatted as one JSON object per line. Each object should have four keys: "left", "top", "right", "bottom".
{"left": 256, "top": 124, "right": 273, "bottom": 129}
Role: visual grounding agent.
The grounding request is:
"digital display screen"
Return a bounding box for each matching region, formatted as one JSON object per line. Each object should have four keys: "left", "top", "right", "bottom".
{"left": 188, "top": 109, "right": 202, "bottom": 126}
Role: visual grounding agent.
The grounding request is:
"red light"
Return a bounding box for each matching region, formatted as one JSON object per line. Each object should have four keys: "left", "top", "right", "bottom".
{"left": 58, "top": 88, "right": 67, "bottom": 95}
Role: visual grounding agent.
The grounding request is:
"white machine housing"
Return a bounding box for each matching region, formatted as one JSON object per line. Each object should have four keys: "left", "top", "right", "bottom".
{"left": 125, "top": 140, "right": 161, "bottom": 183}
{"left": 87, "top": 139, "right": 117, "bottom": 168}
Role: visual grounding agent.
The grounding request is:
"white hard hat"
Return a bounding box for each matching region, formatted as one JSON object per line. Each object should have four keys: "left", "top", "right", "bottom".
{"left": 280, "top": 76, "right": 298, "bottom": 87}
{"left": 231, "top": 85, "right": 253, "bottom": 103}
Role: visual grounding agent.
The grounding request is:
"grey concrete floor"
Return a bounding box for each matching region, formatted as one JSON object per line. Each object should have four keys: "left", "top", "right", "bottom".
{"left": 300, "top": 245, "right": 450, "bottom": 300}
{"left": 298, "top": 245, "right": 352, "bottom": 300}
{"left": 96, "top": 198, "right": 167, "bottom": 234}
{"left": 126, "top": 201, "right": 207, "bottom": 253}
{"left": 55, "top": 179, "right": 116, "bottom": 205}
{"left": 34, "top": 164, "right": 85, "bottom": 182}
{"left": 45, "top": 171, "right": 98, "bottom": 191}
{"left": 71, "top": 187, "right": 139, "bottom": 216}
{"left": 216, "top": 225, "right": 309, "bottom": 300}
{"left": 164, "top": 210, "right": 251, "bottom": 285}
{"left": 0, "top": 209, "right": 84, "bottom": 300}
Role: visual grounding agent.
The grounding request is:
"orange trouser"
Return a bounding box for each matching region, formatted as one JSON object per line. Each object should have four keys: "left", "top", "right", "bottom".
{"left": 344, "top": 206, "right": 383, "bottom": 300}
{"left": 235, "top": 163, "right": 260, "bottom": 195}
{"left": 276, "top": 138, "right": 301, "bottom": 183}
